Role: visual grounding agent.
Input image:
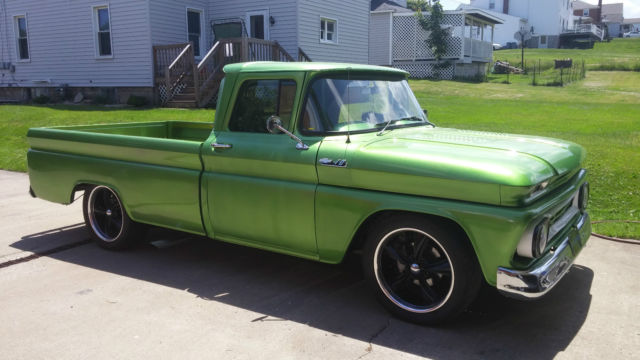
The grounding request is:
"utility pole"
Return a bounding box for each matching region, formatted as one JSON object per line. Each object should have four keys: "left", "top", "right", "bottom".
{"left": 514, "top": 29, "right": 531, "bottom": 68}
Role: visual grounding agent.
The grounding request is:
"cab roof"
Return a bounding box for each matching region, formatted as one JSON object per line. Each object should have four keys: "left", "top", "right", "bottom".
{"left": 223, "top": 61, "right": 409, "bottom": 76}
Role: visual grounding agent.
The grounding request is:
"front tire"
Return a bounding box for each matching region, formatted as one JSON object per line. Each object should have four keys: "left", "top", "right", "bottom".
{"left": 83, "top": 185, "right": 144, "bottom": 250}
{"left": 362, "top": 214, "right": 482, "bottom": 325}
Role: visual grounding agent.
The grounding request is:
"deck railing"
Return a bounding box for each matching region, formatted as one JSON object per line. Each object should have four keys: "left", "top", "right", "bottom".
{"left": 463, "top": 38, "right": 492, "bottom": 60}
{"left": 153, "top": 43, "right": 191, "bottom": 83}
{"left": 564, "top": 24, "right": 604, "bottom": 40}
{"left": 163, "top": 43, "right": 196, "bottom": 104}
{"left": 155, "top": 37, "right": 303, "bottom": 106}
{"left": 298, "top": 48, "right": 312, "bottom": 62}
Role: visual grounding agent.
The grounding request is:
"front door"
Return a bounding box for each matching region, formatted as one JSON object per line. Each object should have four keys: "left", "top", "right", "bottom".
{"left": 202, "top": 74, "right": 320, "bottom": 258}
{"left": 246, "top": 10, "right": 269, "bottom": 39}
{"left": 539, "top": 35, "right": 548, "bottom": 48}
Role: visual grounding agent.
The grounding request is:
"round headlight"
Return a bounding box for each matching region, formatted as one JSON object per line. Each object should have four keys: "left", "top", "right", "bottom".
{"left": 532, "top": 219, "right": 550, "bottom": 258}
{"left": 578, "top": 182, "right": 589, "bottom": 212}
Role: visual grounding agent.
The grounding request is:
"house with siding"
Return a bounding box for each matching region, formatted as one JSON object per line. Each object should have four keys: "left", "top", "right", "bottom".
{"left": 0, "top": 0, "right": 369, "bottom": 106}
{"left": 369, "top": 1, "right": 503, "bottom": 79}
{"left": 469, "top": 0, "right": 577, "bottom": 48}
{"left": 457, "top": 4, "right": 529, "bottom": 48}
{"left": 572, "top": 1, "right": 624, "bottom": 37}
{"left": 622, "top": 18, "right": 640, "bottom": 33}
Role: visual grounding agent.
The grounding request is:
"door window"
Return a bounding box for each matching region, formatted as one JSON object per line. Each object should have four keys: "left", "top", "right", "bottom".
{"left": 247, "top": 11, "right": 268, "bottom": 40}
{"left": 187, "top": 9, "right": 202, "bottom": 56}
{"left": 229, "top": 79, "right": 297, "bottom": 133}
{"left": 250, "top": 15, "right": 265, "bottom": 39}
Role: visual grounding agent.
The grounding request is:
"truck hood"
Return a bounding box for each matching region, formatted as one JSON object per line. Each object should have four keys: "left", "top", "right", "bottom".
{"left": 338, "top": 127, "right": 585, "bottom": 206}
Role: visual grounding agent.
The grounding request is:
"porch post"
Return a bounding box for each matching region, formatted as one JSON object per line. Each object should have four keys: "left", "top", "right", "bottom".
{"left": 241, "top": 37, "right": 249, "bottom": 62}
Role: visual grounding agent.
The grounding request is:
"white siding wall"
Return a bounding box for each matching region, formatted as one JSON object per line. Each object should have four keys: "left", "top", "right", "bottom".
{"left": 524, "top": 0, "right": 555, "bottom": 35}
{"left": 469, "top": 0, "right": 572, "bottom": 36}
{"left": 150, "top": 0, "right": 209, "bottom": 47}
{"left": 298, "top": 0, "right": 369, "bottom": 63}
{"left": 470, "top": 0, "right": 503, "bottom": 13}
{"left": 369, "top": 12, "right": 392, "bottom": 65}
{"left": 460, "top": 6, "right": 528, "bottom": 46}
{"left": 0, "top": 0, "right": 153, "bottom": 87}
{"left": 207, "top": 0, "right": 298, "bottom": 58}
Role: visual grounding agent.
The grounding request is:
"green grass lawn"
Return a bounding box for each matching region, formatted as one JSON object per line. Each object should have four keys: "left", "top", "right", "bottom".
{"left": 494, "top": 38, "right": 640, "bottom": 71}
{"left": 0, "top": 106, "right": 214, "bottom": 173}
{"left": 1, "top": 70, "right": 639, "bottom": 238}
{"left": 410, "top": 71, "right": 640, "bottom": 239}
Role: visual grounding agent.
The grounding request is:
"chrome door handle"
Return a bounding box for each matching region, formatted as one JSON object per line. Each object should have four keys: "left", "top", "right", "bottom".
{"left": 318, "top": 158, "right": 347, "bottom": 167}
{"left": 211, "top": 143, "right": 232, "bottom": 149}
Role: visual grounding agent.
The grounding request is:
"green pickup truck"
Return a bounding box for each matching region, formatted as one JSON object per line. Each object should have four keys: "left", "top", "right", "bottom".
{"left": 27, "top": 62, "right": 591, "bottom": 324}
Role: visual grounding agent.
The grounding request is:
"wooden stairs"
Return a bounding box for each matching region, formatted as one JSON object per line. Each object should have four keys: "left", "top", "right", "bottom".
{"left": 154, "top": 38, "right": 311, "bottom": 108}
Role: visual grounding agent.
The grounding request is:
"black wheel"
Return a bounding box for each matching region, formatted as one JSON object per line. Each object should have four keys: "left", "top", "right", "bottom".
{"left": 83, "top": 185, "right": 144, "bottom": 249}
{"left": 362, "top": 214, "right": 482, "bottom": 325}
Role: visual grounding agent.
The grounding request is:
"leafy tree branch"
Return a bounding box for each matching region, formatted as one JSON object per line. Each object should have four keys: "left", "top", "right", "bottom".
{"left": 415, "top": 0, "right": 448, "bottom": 62}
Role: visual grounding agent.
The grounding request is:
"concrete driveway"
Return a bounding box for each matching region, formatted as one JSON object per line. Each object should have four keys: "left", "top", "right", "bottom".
{"left": 1, "top": 170, "right": 638, "bottom": 359}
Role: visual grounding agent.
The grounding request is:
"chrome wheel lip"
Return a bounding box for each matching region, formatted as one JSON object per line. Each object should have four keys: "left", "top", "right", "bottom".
{"left": 87, "top": 186, "right": 124, "bottom": 243}
{"left": 373, "top": 227, "right": 455, "bottom": 314}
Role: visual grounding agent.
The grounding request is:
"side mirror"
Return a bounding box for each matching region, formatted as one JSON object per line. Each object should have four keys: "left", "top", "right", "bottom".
{"left": 266, "top": 115, "right": 283, "bottom": 134}
{"left": 423, "top": 109, "right": 428, "bottom": 118}
{"left": 266, "top": 115, "right": 309, "bottom": 150}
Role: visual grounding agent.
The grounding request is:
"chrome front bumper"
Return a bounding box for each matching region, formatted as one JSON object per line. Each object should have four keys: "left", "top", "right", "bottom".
{"left": 497, "top": 212, "right": 591, "bottom": 300}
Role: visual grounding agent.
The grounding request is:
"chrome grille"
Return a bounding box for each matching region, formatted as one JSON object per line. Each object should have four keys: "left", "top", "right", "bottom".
{"left": 548, "top": 192, "right": 580, "bottom": 241}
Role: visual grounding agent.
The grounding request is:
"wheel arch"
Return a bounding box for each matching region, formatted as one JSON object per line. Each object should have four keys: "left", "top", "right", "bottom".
{"left": 347, "top": 210, "right": 474, "bottom": 258}
{"left": 72, "top": 181, "right": 134, "bottom": 219}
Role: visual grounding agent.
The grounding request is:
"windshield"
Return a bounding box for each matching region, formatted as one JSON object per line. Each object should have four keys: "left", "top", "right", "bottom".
{"left": 300, "top": 77, "right": 429, "bottom": 134}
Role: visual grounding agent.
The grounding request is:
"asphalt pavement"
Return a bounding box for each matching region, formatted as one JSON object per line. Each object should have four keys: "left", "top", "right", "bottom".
{"left": 1, "top": 170, "right": 638, "bottom": 359}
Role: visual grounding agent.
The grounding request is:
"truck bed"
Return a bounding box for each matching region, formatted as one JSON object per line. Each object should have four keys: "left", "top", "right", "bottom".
{"left": 27, "top": 121, "right": 213, "bottom": 236}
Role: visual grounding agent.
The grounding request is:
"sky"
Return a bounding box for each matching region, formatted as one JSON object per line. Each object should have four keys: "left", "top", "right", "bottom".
{"left": 440, "top": 0, "right": 640, "bottom": 18}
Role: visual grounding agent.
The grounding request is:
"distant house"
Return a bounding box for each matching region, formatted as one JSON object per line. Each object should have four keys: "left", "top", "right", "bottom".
{"left": 0, "top": 0, "right": 369, "bottom": 106}
{"left": 457, "top": 4, "right": 528, "bottom": 48}
{"left": 622, "top": 18, "right": 640, "bottom": 33}
{"left": 369, "top": 1, "right": 502, "bottom": 79}
{"left": 470, "top": 0, "right": 575, "bottom": 48}
{"left": 572, "top": 0, "right": 624, "bottom": 37}
{"left": 467, "top": 0, "right": 607, "bottom": 48}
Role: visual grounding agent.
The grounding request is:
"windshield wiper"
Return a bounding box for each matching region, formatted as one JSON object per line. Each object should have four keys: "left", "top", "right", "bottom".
{"left": 376, "top": 116, "right": 429, "bottom": 136}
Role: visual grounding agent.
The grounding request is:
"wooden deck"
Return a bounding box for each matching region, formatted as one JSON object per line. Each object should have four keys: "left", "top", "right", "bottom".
{"left": 153, "top": 38, "right": 307, "bottom": 108}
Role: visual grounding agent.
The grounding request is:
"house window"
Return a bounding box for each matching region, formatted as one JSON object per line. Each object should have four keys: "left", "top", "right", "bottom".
{"left": 93, "top": 6, "right": 112, "bottom": 57}
{"left": 14, "top": 15, "right": 29, "bottom": 60}
{"left": 583, "top": 9, "right": 589, "bottom": 16}
{"left": 540, "top": 35, "right": 547, "bottom": 45}
{"left": 187, "top": 9, "right": 202, "bottom": 57}
{"left": 489, "top": 0, "right": 495, "bottom": 10}
{"left": 320, "top": 18, "right": 337, "bottom": 43}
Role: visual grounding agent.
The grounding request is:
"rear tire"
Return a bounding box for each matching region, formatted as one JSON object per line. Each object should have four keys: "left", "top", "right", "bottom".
{"left": 82, "top": 185, "right": 145, "bottom": 250}
{"left": 362, "top": 214, "right": 482, "bottom": 325}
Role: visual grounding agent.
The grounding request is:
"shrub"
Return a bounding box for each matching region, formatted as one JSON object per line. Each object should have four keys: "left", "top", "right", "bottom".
{"left": 32, "top": 95, "right": 50, "bottom": 104}
{"left": 127, "top": 95, "right": 148, "bottom": 107}
{"left": 92, "top": 94, "right": 110, "bottom": 105}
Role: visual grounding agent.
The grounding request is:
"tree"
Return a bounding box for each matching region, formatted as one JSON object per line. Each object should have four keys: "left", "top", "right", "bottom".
{"left": 407, "top": 0, "right": 431, "bottom": 12}
{"left": 416, "top": 1, "right": 448, "bottom": 62}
